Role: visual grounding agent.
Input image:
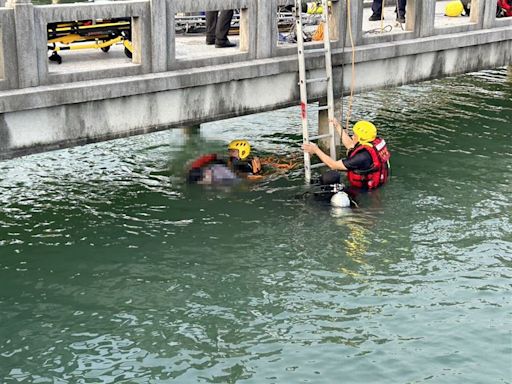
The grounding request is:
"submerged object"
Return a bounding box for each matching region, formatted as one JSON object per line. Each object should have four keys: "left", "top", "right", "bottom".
{"left": 330, "top": 191, "right": 351, "bottom": 208}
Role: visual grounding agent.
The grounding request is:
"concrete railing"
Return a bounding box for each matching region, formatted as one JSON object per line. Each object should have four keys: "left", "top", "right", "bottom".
{"left": 0, "top": 0, "right": 510, "bottom": 92}
{"left": 0, "top": 0, "right": 511, "bottom": 160}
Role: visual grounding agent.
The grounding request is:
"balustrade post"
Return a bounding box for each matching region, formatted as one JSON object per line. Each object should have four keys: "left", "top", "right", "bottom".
{"left": 404, "top": 0, "right": 422, "bottom": 37}
{"left": 417, "top": 0, "right": 435, "bottom": 37}
{"left": 6, "top": 0, "right": 39, "bottom": 88}
{"left": 482, "top": 0, "right": 496, "bottom": 29}
{"left": 256, "top": 0, "right": 273, "bottom": 58}
{"left": 150, "top": 0, "right": 167, "bottom": 72}
{"left": 328, "top": 0, "right": 341, "bottom": 43}
{"left": 239, "top": 7, "right": 250, "bottom": 53}
{"left": 345, "top": 0, "right": 362, "bottom": 46}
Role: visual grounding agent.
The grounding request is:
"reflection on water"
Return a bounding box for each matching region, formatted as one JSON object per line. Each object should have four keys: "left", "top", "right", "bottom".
{"left": 0, "top": 69, "right": 511, "bottom": 383}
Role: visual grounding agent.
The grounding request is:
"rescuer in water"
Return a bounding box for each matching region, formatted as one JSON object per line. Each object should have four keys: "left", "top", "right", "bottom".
{"left": 187, "top": 140, "right": 262, "bottom": 184}
{"left": 301, "top": 118, "right": 391, "bottom": 193}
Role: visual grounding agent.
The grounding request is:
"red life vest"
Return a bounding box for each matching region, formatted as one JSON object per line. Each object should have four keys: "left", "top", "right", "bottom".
{"left": 498, "top": 0, "right": 512, "bottom": 16}
{"left": 190, "top": 153, "right": 217, "bottom": 169}
{"left": 346, "top": 137, "right": 391, "bottom": 189}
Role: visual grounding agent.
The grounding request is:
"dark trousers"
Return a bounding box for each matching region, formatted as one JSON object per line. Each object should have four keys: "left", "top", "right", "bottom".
{"left": 371, "top": 0, "right": 407, "bottom": 18}
{"left": 206, "top": 10, "right": 234, "bottom": 44}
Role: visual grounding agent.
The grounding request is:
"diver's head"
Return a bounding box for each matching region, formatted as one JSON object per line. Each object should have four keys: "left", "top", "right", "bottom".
{"left": 228, "top": 140, "right": 251, "bottom": 160}
{"left": 353, "top": 121, "right": 377, "bottom": 144}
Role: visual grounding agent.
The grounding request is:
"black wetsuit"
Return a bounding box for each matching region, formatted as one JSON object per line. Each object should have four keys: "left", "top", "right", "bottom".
{"left": 319, "top": 150, "right": 373, "bottom": 185}
{"left": 231, "top": 158, "right": 258, "bottom": 174}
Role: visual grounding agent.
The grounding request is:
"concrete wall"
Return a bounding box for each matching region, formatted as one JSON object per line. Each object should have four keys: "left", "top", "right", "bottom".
{"left": 0, "top": 0, "right": 511, "bottom": 159}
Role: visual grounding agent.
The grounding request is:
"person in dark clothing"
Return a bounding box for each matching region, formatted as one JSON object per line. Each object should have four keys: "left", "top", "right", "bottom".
{"left": 206, "top": 10, "right": 236, "bottom": 48}
{"left": 187, "top": 140, "right": 262, "bottom": 185}
{"left": 369, "top": 0, "right": 407, "bottom": 23}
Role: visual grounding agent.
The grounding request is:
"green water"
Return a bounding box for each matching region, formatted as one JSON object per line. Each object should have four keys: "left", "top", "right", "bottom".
{"left": 0, "top": 69, "right": 511, "bottom": 383}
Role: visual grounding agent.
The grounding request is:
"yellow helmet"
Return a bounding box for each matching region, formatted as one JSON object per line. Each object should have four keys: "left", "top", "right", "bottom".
{"left": 353, "top": 121, "right": 377, "bottom": 143}
{"left": 445, "top": 1, "right": 464, "bottom": 17}
{"left": 228, "top": 140, "right": 251, "bottom": 160}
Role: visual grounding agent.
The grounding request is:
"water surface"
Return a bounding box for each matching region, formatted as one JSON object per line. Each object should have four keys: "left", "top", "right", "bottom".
{"left": 0, "top": 69, "right": 511, "bottom": 383}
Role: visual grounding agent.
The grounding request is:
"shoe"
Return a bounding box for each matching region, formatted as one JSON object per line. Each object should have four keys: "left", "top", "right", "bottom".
{"left": 368, "top": 14, "right": 381, "bottom": 21}
{"left": 215, "top": 40, "right": 236, "bottom": 48}
{"left": 206, "top": 40, "right": 215, "bottom": 45}
{"left": 397, "top": 16, "right": 405, "bottom": 23}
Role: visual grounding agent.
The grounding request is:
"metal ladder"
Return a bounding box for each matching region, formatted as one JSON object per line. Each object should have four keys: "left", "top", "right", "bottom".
{"left": 294, "top": 0, "right": 337, "bottom": 183}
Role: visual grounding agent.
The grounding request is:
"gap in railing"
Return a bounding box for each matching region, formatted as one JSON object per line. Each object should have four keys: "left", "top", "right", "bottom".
{"left": 275, "top": 2, "right": 338, "bottom": 49}
{"left": 434, "top": 0, "right": 478, "bottom": 30}
{"left": 495, "top": 0, "right": 512, "bottom": 20}
{"left": 362, "top": 0, "right": 412, "bottom": 37}
{"left": 46, "top": 17, "right": 136, "bottom": 74}
{"left": 276, "top": 2, "right": 298, "bottom": 48}
{"left": 174, "top": 8, "right": 247, "bottom": 62}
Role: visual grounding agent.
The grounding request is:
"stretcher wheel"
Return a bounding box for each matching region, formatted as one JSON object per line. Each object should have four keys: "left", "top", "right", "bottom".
{"left": 124, "top": 47, "right": 132, "bottom": 59}
{"left": 49, "top": 52, "right": 62, "bottom": 65}
{"left": 101, "top": 46, "right": 110, "bottom": 53}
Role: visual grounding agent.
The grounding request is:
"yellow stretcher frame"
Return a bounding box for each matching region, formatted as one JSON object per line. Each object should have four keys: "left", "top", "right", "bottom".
{"left": 47, "top": 19, "right": 133, "bottom": 64}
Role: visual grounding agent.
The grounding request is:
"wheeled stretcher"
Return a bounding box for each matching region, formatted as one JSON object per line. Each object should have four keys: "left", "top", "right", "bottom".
{"left": 47, "top": 18, "right": 133, "bottom": 64}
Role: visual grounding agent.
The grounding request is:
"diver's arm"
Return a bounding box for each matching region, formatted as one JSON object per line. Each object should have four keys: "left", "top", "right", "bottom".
{"left": 302, "top": 142, "right": 348, "bottom": 171}
{"left": 331, "top": 119, "right": 355, "bottom": 150}
{"left": 341, "top": 129, "right": 355, "bottom": 151}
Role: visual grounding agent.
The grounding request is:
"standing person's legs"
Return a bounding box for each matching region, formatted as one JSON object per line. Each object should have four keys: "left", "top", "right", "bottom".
{"left": 205, "top": 11, "right": 218, "bottom": 45}
{"left": 370, "top": 0, "right": 383, "bottom": 19}
{"left": 398, "top": 0, "right": 406, "bottom": 19}
{"left": 215, "top": 9, "right": 234, "bottom": 45}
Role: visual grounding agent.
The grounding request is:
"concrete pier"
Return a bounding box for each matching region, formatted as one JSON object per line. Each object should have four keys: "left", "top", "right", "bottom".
{"left": 0, "top": 0, "right": 511, "bottom": 159}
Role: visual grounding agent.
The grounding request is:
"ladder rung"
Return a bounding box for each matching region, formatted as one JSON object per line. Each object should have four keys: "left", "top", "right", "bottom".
{"left": 311, "top": 163, "right": 327, "bottom": 169}
{"left": 306, "top": 77, "right": 329, "bottom": 84}
{"left": 304, "top": 48, "right": 328, "bottom": 55}
{"left": 317, "top": 105, "right": 329, "bottom": 111}
{"left": 309, "top": 133, "right": 332, "bottom": 141}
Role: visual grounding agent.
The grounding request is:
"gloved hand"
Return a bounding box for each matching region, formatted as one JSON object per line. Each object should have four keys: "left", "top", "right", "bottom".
{"left": 251, "top": 157, "right": 262, "bottom": 174}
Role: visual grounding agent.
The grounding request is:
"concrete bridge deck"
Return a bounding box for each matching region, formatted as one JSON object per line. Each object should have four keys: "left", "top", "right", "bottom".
{"left": 0, "top": 0, "right": 511, "bottom": 159}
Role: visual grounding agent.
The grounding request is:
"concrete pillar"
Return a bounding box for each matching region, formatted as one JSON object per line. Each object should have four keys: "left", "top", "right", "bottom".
{"left": 256, "top": 0, "right": 273, "bottom": 58}
{"left": 334, "top": 0, "right": 346, "bottom": 49}
{"left": 131, "top": 17, "right": 143, "bottom": 65}
{"left": 7, "top": 0, "right": 39, "bottom": 88}
{"left": 482, "top": 0, "right": 496, "bottom": 29}
{"left": 150, "top": 0, "right": 167, "bottom": 72}
{"left": 328, "top": 0, "right": 341, "bottom": 42}
{"left": 404, "top": 0, "right": 426, "bottom": 37}
{"left": 317, "top": 99, "right": 340, "bottom": 154}
{"left": 417, "top": 0, "right": 435, "bottom": 37}
{"left": 345, "top": 0, "right": 363, "bottom": 46}
{"left": 239, "top": 7, "right": 250, "bottom": 53}
{"left": 167, "top": 2, "right": 176, "bottom": 69}
{"left": 470, "top": 0, "right": 485, "bottom": 28}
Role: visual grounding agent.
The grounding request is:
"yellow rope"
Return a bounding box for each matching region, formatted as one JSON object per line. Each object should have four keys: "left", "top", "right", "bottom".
{"left": 260, "top": 156, "right": 300, "bottom": 172}
{"left": 344, "top": 0, "right": 356, "bottom": 131}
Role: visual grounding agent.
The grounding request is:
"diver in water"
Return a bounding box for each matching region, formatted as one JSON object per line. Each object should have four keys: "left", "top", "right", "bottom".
{"left": 187, "top": 140, "right": 262, "bottom": 185}
{"left": 301, "top": 118, "right": 391, "bottom": 205}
